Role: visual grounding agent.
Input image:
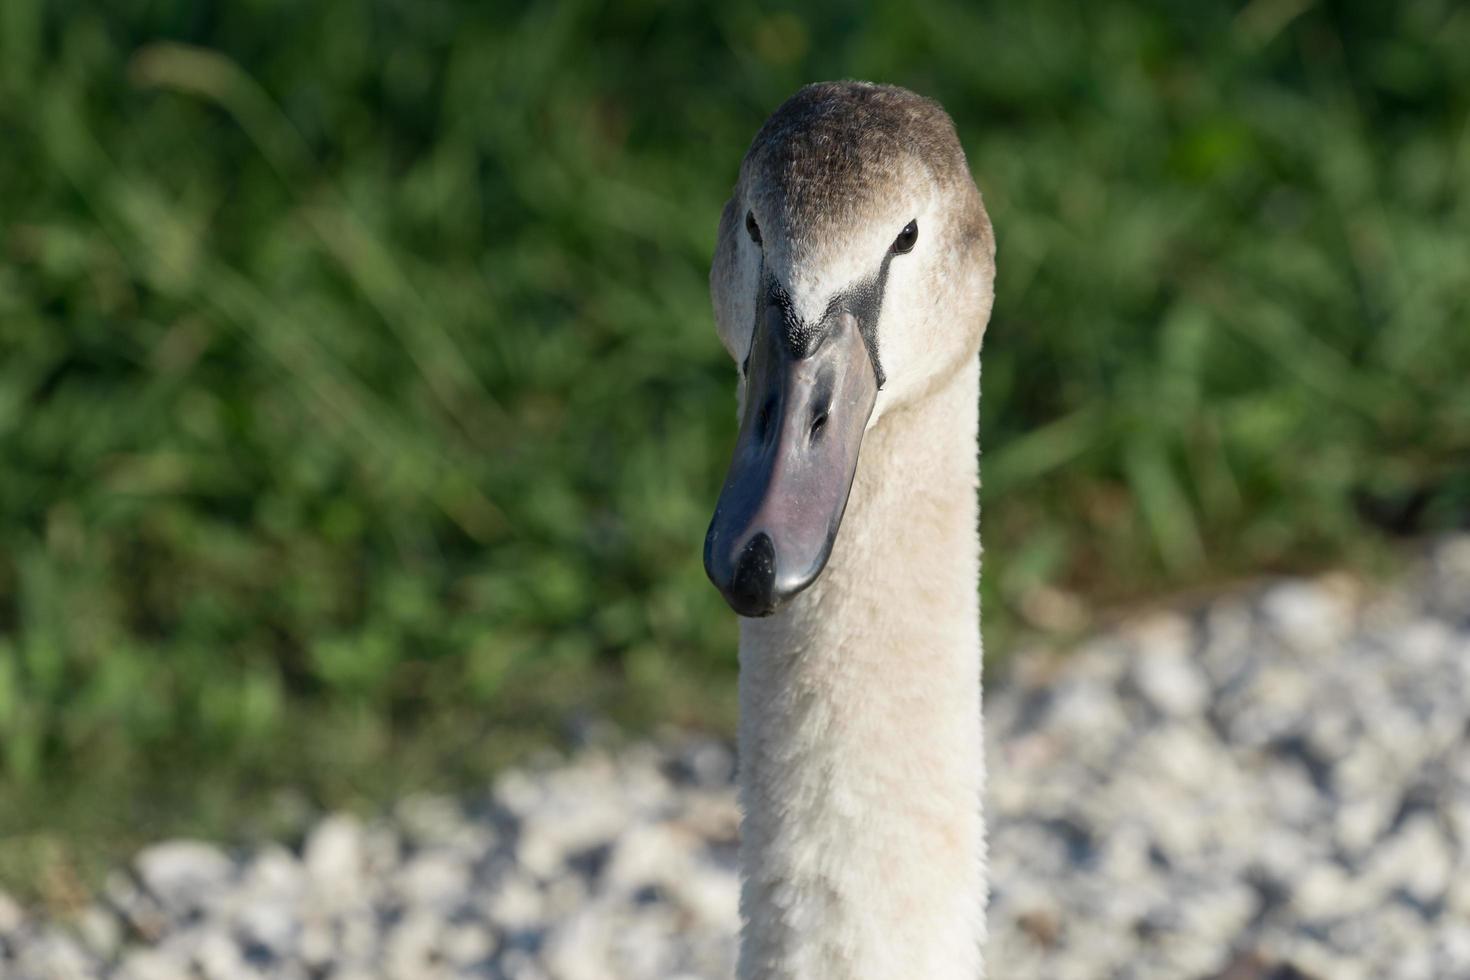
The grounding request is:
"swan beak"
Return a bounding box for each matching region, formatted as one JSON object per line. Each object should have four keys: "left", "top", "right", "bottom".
{"left": 704, "top": 303, "right": 879, "bottom": 617}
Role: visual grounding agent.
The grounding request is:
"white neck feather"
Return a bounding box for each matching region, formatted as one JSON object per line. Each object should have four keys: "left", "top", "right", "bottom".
{"left": 736, "top": 357, "right": 986, "bottom": 980}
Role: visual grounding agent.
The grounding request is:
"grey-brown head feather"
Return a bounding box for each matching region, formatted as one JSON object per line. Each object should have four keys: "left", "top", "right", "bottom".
{"left": 710, "top": 81, "right": 996, "bottom": 384}
{"left": 739, "top": 81, "right": 983, "bottom": 250}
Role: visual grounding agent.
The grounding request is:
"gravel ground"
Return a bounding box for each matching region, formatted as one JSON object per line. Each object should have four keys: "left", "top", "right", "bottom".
{"left": 3, "top": 535, "right": 1469, "bottom": 980}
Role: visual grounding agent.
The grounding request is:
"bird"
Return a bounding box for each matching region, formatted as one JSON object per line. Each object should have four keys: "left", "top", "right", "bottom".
{"left": 704, "top": 81, "right": 996, "bottom": 980}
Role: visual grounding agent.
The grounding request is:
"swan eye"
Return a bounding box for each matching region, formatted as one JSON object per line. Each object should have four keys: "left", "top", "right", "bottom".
{"left": 746, "top": 210, "right": 763, "bottom": 246}
{"left": 891, "top": 219, "right": 918, "bottom": 254}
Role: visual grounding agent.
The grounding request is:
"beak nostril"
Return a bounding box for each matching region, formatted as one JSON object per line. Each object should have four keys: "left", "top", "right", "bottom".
{"left": 810, "top": 412, "right": 829, "bottom": 439}
{"left": 757, "top": 397, "right": 776, "bottom": 442}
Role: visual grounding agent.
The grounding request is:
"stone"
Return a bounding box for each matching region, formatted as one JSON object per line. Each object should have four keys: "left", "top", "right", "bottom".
{"left": 117, "top": 948, "right": 192, "bottom": 980}
{"left": 668, "top": 864, "right": 740, "bottom": 929}
{"left": 194, "top": 926, "right": 250, "bottom": 980}
{"left": 441, "top": 920, "right": 496, "bottom": 967}
{"left": 14, "top": 928, "right": 100, "bottom": 980}
{"left": 102, "top": 869, "right": 170, "bottom": 944}
{"left": 77, "top": 904, "right": 122, "bottom": 958}
{"left": 384, "top": 909, "right": 443, "bottom": 980}
{"left": 298, "top": 916, "right": 336, "bottom": 969}
{"left": 486, "top": 872, "right": 544, "bottom": 932}
{"left": 1259, "top": 579, "right": 1354, "bottom": 653}
{"left": 303, "top": 814, "right": 366, "bottom": 897}
{"left": 1364, "top": 814, "right": 1451, "bottom": 907}
{"left": 0, "top": 887, "right": 23, "bottom": 934}
{"left": 394, "top": 794, "right": 467, "bottom": 849}
{"left": 1130, "top": 640, "right": 1210, "bottom": 717}
{"left": 235, "top": 895, "right": 299, "bottom": 960}
{"left": 5, "top": 540, "right": 1467, "bottom": 978}
{"left": 394, "top": 850, "right": 472, "bottom": 909}
{"left": 1334, "top": 794, "right": 1395, "bottom": 861}
{"left": 670, "top": 738, "right": 735, "bottom": 788}
{"left": 135, "top": 840, "right": 234, "bottom": 916}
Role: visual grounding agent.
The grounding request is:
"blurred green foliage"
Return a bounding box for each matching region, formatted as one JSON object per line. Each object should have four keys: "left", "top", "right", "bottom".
{"left": 1, "top": 0, "right": 1468, "bottom": 878}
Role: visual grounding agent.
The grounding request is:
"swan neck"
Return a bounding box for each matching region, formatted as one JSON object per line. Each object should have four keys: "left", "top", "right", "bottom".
{"left": 736, "top": 357, "right": 986, "bottom": 980}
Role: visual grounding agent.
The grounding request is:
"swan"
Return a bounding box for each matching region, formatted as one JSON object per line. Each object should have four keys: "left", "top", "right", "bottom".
{"left": 704, "top": 82, "right": 996, "bottom": 979}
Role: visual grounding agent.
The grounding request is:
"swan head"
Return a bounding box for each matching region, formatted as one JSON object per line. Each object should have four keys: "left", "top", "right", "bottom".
{"left": 705, "top": 81, "right": 996, "bottom": 618}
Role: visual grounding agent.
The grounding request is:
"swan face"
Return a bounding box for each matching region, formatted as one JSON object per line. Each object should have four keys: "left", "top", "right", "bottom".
{"left": 706, "top": 82, "right": 995, "bottom": 617}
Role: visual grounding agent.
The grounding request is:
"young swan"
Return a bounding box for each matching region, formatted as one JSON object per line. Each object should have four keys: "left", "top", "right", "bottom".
{"left": 704, "top": 82, "right": 997, "bottom": 980}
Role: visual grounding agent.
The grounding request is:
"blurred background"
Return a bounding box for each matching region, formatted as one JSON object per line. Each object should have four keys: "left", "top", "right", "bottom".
{"left": 1, "top": 0, "right": 1467, "bottom": 902}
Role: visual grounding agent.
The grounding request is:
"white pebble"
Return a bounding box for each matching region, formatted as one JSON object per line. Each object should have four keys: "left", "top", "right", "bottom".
{"left": 134, "top": 840, "right": 234, "bottom": 915}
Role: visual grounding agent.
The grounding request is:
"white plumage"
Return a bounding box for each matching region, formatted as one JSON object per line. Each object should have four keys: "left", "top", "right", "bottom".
{"left": 705, "top": 81, "right": 997, "bottom": 979}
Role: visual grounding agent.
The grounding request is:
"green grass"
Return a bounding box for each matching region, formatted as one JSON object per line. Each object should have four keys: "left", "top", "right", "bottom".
{"left": 2, "top": 0, "right": 1468, "bottom": 903}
